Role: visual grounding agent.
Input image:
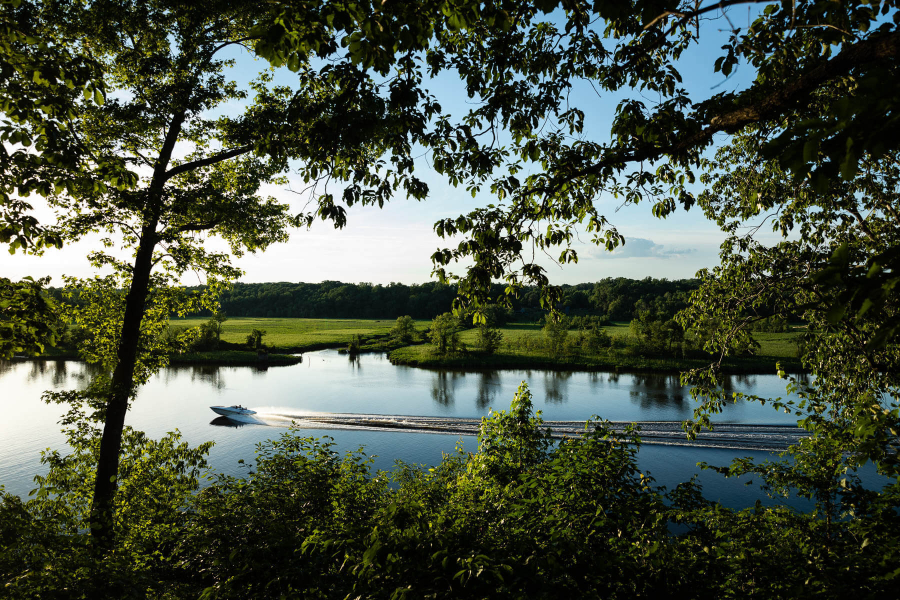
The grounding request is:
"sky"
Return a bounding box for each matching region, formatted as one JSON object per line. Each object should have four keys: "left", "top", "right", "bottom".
{"left": 2, "top": 7, "right": 776, "bottom": 288}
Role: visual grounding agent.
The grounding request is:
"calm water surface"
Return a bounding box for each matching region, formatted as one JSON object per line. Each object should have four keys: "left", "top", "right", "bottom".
{"left": 1, "top": 351, "right": 809, "bottom": 505}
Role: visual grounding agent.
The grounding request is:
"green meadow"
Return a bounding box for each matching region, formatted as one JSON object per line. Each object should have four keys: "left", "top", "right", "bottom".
{"left": 389, "top": 321, "right": 802, "bottom": 373}
{"left": 170, "top": 317, "right": 802, "bottom": 373}
{"left": 171, "top": 316, "right": 431, "bottom": 352}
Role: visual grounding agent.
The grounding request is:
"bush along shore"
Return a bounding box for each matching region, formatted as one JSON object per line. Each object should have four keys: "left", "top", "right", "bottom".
{"left": 2, "top": 382, "right": 895, "bottom": 598}
{"left": 167, "top": 350, "right": 302, "bottom": 367}
{"left": 33, "top": 313, "right": 802, "bottom": 372}
{"left": 387, "top": 313, "right": 805, "bottom": 374}
{"left": 386, "top": 345, "right": 803, "bottom": 374}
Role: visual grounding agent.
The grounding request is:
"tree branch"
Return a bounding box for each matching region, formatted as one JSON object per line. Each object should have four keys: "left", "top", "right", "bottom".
{"left": 164, "top": 145, "right": 253, "bottom": 182}
{"left": 554, "top": 30, "right": 900, "bottom": 189}
{"left": 175, "top": 218, "right": 224, "bottom": 233}
{"left": 702, "top": 31, "right": 900, "bottom": 133}
{"left": 847, "top": 206, "right": 876, "bottom": 241}
{"left": 644, "top": 0, "right": 769, "bottom": 32}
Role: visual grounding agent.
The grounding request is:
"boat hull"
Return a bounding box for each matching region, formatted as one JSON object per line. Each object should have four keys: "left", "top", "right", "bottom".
{"left": 210, "top": 405, "right": 257, "bottom": 417}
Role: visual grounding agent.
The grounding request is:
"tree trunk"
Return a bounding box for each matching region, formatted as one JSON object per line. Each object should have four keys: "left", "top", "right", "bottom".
{"left": 88, "top": 109, "right": 183, "bottom": 544}
{"left": 89, "top": 223, "right": 157, "bottom": 543}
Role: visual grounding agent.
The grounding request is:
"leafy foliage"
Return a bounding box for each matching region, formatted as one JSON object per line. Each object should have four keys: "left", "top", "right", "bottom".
{"left": 390, "top": 315, "right": 418, "bottom": 343}
{"left": 1, "top": 0, "right": 108, "bottom": 254}
{"left": 1, "top": 418, "right": 209, "bottom": 599}
{"left": 429, "top": 311, "right": 462, "bottom": 355}
{"left": 4, "top": 384, "right": 899, "bottom": 598}
{"left": 0, "top": 276, "right": 59, "bottom": 359}
{"left": 475, "top": 323, "right": 502, "bottom": 355}
{"left": 673, "top": 132, "right": 900, "bottom": 592}
{"left": 245, "top": 328, "right": 266, "bottom": 351}
{"left": 413, "top": 0, "right": 900, "bottom": 312}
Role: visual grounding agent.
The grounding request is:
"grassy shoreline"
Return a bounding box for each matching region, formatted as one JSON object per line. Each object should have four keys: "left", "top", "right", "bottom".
{"left": 168, "top": 350, "right": 303, "bottom": 366}
{"left": 387, "top": 321, "right": 804, "bottom": 374}
{"left": 33, "top": 317, "right": 803, "bottom": 373}
{"left": 387, "top": 344, "right": 804, "bottom": 374}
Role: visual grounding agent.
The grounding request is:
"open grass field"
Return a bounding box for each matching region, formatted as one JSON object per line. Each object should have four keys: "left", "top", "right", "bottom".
{"left": 753, "top": 330, "right": 804, "bottom": 358}
{"left": 455, "top": 322, "right": 634, "bottom": 347}
{"left": 457, "top": 323, "right": 799, "bottom": 357}
{"left": 171, "top": 317, "right": 431, "bottom": 352}
{"left": 167, "top": 317, "right": 803, "bottom": 372}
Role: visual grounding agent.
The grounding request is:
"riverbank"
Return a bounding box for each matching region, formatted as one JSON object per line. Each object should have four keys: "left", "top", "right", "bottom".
{"left": 168, "top": 350, "right": 303, "bottom": 366}
{"left": 29, "top": 317, "right": 803, "bottom": 374}
{"left": 37, "top": 317, "right": 803, "bottom": 371}
{"left": 170, "top": 316, "right": 431, "bottom": 353}
{"left": 387, "top": 321, "right": 804, "bottom": 374}
{"left": 387, "top": 344, "right": 804, "bottom": 374}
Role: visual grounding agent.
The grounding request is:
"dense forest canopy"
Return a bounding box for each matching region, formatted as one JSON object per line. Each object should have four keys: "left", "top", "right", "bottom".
{"left": 188, "top": 277, "right": 703, "bottom": 320}
{"left": 48, "top": 277, "right": 708, "bottom": 322}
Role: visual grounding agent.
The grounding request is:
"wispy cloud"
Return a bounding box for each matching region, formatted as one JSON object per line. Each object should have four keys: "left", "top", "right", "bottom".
{"left": 592, "top": 237, "right": 697, "bottom": 259}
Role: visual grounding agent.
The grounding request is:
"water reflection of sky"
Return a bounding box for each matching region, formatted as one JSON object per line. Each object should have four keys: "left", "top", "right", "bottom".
{"left": 1, "top": 350, "right": 809, "bottom": 499}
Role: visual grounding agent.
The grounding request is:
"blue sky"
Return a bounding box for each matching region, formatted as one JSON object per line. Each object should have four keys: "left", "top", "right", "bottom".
{"left": 4, "top": 7, "right": 779, "bottom": 287}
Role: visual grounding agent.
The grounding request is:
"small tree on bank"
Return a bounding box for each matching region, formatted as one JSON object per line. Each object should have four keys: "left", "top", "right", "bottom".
{"left": 246, "top": 329, "right": 266, "bottom": 351}
{"left": 429, "top": 313, "right": 460, "bottom": 356}
{"left": 542, "top": 318, "right": 569, "bottom": 357}
{"left": 193, "top": 312, "right": 228, "bottom": 351}
{"left": 390, "top": 315, "right": 417, "bottom": 344}
{"left": 476, "top": 324, "right": 502, "bottom": 355}
{"left": 347, "top": 333, "right": 363, "bottom": 355}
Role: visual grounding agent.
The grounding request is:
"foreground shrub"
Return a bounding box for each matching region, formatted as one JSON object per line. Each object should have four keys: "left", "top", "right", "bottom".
{"left": 2, "top": 384, "right": 898, "bottom": 599}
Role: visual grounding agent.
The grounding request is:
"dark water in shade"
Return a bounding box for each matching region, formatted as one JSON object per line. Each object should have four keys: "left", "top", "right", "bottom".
{"left": 0, "top": 351, "right": 825, "bottom": 507}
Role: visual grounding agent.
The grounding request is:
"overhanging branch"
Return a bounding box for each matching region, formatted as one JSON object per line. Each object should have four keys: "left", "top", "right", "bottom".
{"left": 568, "top": 29, "right": 900, "bottom": 185}
{"left": 175, "top": 218, "right": 224, "bottom": 233}
{"left": 164, "top": 145, "right": 253, "bottom": 182}
{"left": 643, "top": 0, "right": 770, "bottom": 32}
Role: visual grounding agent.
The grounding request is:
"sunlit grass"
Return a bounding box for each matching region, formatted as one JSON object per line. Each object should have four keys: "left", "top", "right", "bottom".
{"left": 754, "top": 331, "right": 803, "bottom": 358}
{"left": 171, "top": 317, "right": 430, "bottom": 351}
{"left": 170, "top": 317, "right": 801, "bottom": 368}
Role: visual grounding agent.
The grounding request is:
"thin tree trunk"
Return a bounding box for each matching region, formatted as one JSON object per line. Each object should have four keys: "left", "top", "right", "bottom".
{"left": 89, "top": 109, "right": 184, "bottom": 543}
{"left": 89, "top": 223, "right": 157, "bottom": 543}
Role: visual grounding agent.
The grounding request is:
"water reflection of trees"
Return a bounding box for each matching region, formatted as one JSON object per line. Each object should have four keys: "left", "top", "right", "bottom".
{"left": 27, "top": 359, "right": 53, "bottom": 383}
{"left": 22, "top": 359, "right": 99, "bottom": 389}
{"left": 50, "top": 360, "right": 69, "bottom": 387}
{"left": 475, "top": 371, "right": 501, "bottom": 409}
{"left": 0, "top": 361, "right": 14, "bottom": 380}
{"left": 186, "top": 365, "right": 226, "bottom": 391}
{"left": 628, "top": 373, "right": 685, "bottom": 408}
{"left": 347, "top": 354, "right": 361, "bottom": 370}
{"left": 431, "top": 371, "right": 465, "bottom": 407}
{"left": 725, "top": 374, "right": 757, "bottom": 390}
{"left": 543, "top": 371, "right": 572, "bottom": 404}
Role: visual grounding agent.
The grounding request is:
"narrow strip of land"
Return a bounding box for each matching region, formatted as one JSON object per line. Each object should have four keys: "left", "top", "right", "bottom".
{"left": 162, "top": 317, "right": 804, "bottom": 374}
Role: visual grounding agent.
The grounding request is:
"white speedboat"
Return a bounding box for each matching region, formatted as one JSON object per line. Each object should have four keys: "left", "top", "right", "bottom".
{"left": 210, "top": 405, "right": 257, "bottom": 417}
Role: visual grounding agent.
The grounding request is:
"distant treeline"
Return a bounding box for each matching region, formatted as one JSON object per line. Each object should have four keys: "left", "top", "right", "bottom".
{"left": 196, "top": 278, "right": 704, "bottom": 321}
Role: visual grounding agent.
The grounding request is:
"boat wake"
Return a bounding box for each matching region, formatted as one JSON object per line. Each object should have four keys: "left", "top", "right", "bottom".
{"left": 225, "top": 410, "right": 807, "bottom": 452}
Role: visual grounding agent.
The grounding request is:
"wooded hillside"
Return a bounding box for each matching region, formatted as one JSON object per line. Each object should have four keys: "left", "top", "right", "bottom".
{"left": 200, "top": 277, "right": 703, "bottom": 320}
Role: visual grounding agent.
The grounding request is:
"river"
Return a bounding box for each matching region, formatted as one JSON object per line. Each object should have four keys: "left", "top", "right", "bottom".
{"left": 1, "top": 350, "right": 814, "bottom": 507}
